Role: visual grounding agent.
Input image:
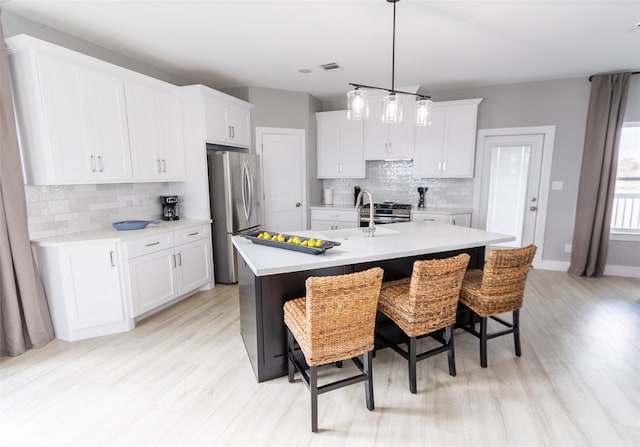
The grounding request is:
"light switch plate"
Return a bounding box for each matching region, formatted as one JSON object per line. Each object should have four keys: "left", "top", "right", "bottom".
{"left": 552, "top": 181, "right": 564, "bottom": 191}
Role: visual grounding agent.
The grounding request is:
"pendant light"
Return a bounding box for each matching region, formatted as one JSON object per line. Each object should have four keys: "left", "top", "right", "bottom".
{"left": 347, "top": 0, "right": 432, "bottom": 127}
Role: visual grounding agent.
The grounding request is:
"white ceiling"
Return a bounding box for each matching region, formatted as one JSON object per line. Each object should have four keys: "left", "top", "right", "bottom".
{"left": 3, "top": 0, "right": 640, "bottom": 103}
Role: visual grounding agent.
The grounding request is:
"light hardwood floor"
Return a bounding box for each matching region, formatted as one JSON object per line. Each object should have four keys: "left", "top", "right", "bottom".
{"left": 1, "top": 269, "right": 639, "bottom": 446}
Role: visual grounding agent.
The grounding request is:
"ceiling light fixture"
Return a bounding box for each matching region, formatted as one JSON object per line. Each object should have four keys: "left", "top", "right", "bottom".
{"left": 347, "top": 0, "right": 432, "bottom": 126}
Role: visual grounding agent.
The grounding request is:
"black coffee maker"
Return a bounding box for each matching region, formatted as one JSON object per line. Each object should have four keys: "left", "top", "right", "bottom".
{"left": 160, "top": 195, "right": 179, "bottom": 221}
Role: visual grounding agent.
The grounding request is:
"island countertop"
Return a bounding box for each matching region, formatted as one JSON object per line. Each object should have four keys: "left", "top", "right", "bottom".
{"left": 232, "top": 221, "right": 514, "bottom": 277}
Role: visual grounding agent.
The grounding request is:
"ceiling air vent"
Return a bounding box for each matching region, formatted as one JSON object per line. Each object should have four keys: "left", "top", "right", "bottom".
{"left": 320, "top": 62, "right": 343, "bottom": 72}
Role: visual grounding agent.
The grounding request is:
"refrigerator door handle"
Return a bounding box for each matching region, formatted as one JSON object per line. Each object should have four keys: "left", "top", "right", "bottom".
{"left": 241, "top": 161, "right": 251, "bottom": 221}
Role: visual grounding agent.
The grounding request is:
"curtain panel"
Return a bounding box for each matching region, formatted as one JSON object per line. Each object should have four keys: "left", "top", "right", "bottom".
{"left": 0, "top": 17, "right": 55, "bottom": 356}
{"left": 568, "top": 73, "right": 631, "bottom": 277}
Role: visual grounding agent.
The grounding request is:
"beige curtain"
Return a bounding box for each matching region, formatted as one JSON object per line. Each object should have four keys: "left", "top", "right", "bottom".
{"left": 568, "top": 73, "right": 631, "bottom": 277}
{"left": 0, "top": 18, "right": 55, "bottom": 356}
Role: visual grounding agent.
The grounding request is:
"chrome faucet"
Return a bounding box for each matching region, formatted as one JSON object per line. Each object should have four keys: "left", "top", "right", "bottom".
{"left": 355, "top": 189, "right": 376, "bottom": 237}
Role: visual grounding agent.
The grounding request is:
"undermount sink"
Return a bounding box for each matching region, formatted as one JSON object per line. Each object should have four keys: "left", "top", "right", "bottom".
{"left": 318, "top": 226, "right": 399, "bottom": 240}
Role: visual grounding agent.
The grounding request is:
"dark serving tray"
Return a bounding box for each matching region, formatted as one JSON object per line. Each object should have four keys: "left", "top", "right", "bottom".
{"left": 243, "top": 230, "right": 341, "bottom": 255}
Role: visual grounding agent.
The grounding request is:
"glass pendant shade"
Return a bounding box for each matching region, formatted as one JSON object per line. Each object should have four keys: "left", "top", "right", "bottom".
{"left": 347, "top": 88, "right": 369, "bottom": 120}
{"left": 415, "top": 98, "right": 433, "bottom": 127}
{"left": 381, "top": 93, "right": 402, "bottom": 123}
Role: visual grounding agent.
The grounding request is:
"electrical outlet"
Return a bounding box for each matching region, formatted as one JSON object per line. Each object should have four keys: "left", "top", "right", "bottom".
{"left": 564, "top": 244, "right": 572, "bottom": 253}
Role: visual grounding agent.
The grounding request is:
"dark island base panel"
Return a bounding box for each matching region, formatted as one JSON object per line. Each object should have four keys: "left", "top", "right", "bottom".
{"left": 238, "top": 247, "right": 485, "bottom": 383}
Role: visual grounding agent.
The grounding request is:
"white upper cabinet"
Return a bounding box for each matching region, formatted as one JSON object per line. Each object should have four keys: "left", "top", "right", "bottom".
{"left": 413, "top": 98, "right": 482, "bottom": 178}
{"left": 6, "top": 34, "right": 186, "bottom": 185}
{"left": 125, "top": 79, "right": 185, "bottom": 181}
{"left": 8, "top": 41, "right": 133, "bottom": 184}
{"left": 364, "top": 94, "right": 415, "bottom": 160}
{"left": 316, "top": 111, "right": 365, "bottom": 179}
{"left": 203, "top": 88, "right": 252, "bottom": 148}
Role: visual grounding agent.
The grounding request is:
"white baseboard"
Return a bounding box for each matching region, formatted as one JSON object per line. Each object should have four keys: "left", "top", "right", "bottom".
{"left": 535, "top": 260, "right": 570, "bottom": 271}
{"left": 535, "top": 259, "right": 640, "bottom": 278}
{"left": 604, "top": 264, "right": 640, "bottom": 278}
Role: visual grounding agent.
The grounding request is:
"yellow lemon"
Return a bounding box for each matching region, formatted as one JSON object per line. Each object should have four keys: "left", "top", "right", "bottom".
{"left": 314, "top": 240, "right": 322, "bottom": 247}
{"left": 301, "top": 240, "right": 308, "bottom": 246}
{"left": 277, "top": 235, "right": 285, "bottom": 242}
{"left": 271, "top": 235, "right": 278, "bottom": 241}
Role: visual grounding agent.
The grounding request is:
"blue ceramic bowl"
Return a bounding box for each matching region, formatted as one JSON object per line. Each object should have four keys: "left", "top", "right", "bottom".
{"left": 112, "top": 220, "right": 159, "bottom": 231}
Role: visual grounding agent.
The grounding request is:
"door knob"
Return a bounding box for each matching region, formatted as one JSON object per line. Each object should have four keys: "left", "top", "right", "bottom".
{"left": 530, "top": 206, "right": 538, "bottom": 211}
{"left": 295, "top": 202, "right": 301, "bottom": 207}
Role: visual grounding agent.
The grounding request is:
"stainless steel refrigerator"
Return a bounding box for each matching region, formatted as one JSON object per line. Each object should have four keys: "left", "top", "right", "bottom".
{"left": 207, "top": 149, "right": 262, "bottom": 284}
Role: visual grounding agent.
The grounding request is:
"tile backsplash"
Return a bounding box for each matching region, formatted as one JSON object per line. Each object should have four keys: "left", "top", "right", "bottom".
{"left": 25, "top": 183, "right": 171, "bottom": 239}
{"left": 322, "top": 161, "right": 474, "bottom": 208}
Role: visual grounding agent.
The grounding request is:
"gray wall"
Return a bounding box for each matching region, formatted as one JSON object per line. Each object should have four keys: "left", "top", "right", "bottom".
{"left": 424, "top": 77, "right": 640, "bottom": 268}
{"left": 1, "top": 9, "right": 191, "bottom": 85}
{"left": 224, "top": 86, "right": 324, "bottom": 225}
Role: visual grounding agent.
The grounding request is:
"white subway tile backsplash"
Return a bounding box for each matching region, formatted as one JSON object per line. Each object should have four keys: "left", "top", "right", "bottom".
{"left": 25, "top": 182, "right": 171, "bottom": 240}
{"left": 322, "top": 161, "right": 474, "bottom": 208}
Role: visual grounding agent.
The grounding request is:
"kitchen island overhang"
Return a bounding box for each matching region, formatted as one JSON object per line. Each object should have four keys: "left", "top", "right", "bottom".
{"left": 233, "top": 221, "right": 514, "bottom": 382}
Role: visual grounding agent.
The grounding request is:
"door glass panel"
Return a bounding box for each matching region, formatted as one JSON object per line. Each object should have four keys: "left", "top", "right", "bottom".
{"left": 486, "top": 144, "right": 532, "bottom": 247}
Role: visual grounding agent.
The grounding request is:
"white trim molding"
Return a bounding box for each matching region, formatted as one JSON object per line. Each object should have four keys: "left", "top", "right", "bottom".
{"left": 535, "top": 259, "right": 640, "bottom": 278}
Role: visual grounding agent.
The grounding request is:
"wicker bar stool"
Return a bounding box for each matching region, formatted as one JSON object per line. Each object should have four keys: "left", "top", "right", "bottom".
{"left": 459, "top": 244, "right": 537, "bottom": 368}
{"left": 284, "top": 267, "right": 383, "bottom": 433}
{"left": 375, "top": 254, "right": 470, "bottom": 394}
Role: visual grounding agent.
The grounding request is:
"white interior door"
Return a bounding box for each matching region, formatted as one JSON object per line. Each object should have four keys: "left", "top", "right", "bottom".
{"left": 475, "top": 127, "right": 556, "bottom": 263}
{"left": 484, "top": 135, "right": 543, "bottom": 247}
{"left": 257, "top": 128, "right": 306, "bottom": 232}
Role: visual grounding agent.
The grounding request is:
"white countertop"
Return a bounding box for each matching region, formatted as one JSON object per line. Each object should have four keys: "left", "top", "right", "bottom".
{"left": 31, "top": 219, "right": 212, "bottom": 247}
{"left": 233, "top": 221, "right": 513, "bottom": 276}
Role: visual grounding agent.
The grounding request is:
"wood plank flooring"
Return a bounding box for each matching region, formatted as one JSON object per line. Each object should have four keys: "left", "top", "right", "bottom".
{"left": 1, "top": 269, "right": 639, "bottom": 446}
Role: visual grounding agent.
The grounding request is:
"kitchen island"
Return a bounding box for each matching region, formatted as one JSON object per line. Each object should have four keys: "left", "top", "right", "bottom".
{"left": 232, "top": 221, "right": 514, "bottom": 382}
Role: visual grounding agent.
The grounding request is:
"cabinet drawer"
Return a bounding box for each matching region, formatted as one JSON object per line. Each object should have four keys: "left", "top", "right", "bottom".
{"left": 311, "top": 209, "right": 357, "bottom": 223}
{"left": 412, "top": 213, "right": 448, "bottom": 223}
{"left": 126, "top": 233, "right": 174, "bottom": 258}
{"left": 174, "top": 225, "right": 209, "bottom": 245}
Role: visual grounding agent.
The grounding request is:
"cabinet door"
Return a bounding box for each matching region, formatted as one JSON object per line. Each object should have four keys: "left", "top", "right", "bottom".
{"left": 339, "top": 117, "right": 365, "bottom": 178}
{"left": 316, "top": 113, "right": 342, "bottom": 178}
{"left": 126, "top": 81, "right": 185, "bottom": 181}
{"left": 36, "top": 55, "right": 95, "bottom": 183}
{"left": 449, "top": 213, "right": 472, "bottom": 227}
{"left": 226, "top": 101, "right": 252, "bottom": 147}
{"left": 84, "top": 69, "right": 132, "bottom": 182}
{"left": 310, "top": 220, "right": 335, "bottom": 231}
{"left": 176, "top": 239, "right": 212, "bottom": 294}
{"left": 128, "top": 248, "right": 177, "bottom": 317}
{"left": 203, "top": 94, "right": 229, "bottom": 144}
{"left": 441, "top": 105, "right": 477, "bottom": 177}
{"left": 413, "top": 106, "right": 446, "bottom": 178}
{"left": 66, "top": 243, "right": 126, "bottom": 329}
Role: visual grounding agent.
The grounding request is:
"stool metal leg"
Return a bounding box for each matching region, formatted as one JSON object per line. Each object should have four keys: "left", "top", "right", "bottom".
{"left": 445, "top": 324, "right": 456, "bottom": 377}
{"left": 480, "top": 317, "right": 488, "bottom": 368}
{"left": 513, "top": 309, "right": 522, "bottom": 357}
{"left": 287, "top": 328, "right": 295, "bottom": 383}
{"left": 363, "top": 351, "right": 374, "bottom": 410}
{"left": 408, "top": 336, "right": 417, "bottom": 394}
{"left": 310, "top": 365, "right": 318, "bottom": 432}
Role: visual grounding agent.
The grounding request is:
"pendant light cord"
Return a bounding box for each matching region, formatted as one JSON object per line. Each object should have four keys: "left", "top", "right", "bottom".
{"left": 391, "top": 0, "right": 396, "bottom": 94}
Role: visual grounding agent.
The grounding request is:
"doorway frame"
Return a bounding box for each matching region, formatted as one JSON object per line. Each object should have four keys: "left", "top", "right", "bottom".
{"left": 473, "top": 126, "right": 556, "bottom": 266}
{"left": 256, "top": 127, "right": 307, "bottom": 231}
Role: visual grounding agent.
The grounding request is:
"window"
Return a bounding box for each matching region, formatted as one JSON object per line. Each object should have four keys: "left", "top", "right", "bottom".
{"left": 611, "top": 122, "right": 640, "bottom": 238}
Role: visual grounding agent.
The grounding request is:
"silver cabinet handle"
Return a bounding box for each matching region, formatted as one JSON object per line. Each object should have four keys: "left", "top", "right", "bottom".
{"left": 177, "top": 253, "right": 182, "bottom": 266}
{"left": 162, "top": 159, "right": 167, "bottom": 173}
{"left": 442, "top": 161, "right": 446, "bottom": 171}
{"left": 336, "top": 163, "right": 340, "bottom": 173}
{"left": 97, "top": 155, "right": 104, "bottom": 172}
{"left": 424, "top": 218, "right": 436, "bottom": 221}
{"left": 452, "top": 219, "right": 456, "bottom": 225}
{"left": 145, "top": 241, "right": 160, "bottom": 247}
{"left": 157, "top": 159, "right": 162, "bottom": 173}
{"left": 187, "top": 232, "right": 199, "bottom": 237}
{"left": 530, "top": 206, "right": 538, "bottom": 211}
{"left": 90, "top": 155, "right": 96, "bottom": 172}
{"left": 172, "top": 254, "right": 177, "bottom": 267}
{"left": 109, "top": 251, "right": 116, "bottom": 267}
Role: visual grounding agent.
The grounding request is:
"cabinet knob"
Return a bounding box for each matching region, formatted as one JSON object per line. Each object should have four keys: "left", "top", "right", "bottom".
{"left": 295, "top": 202, "right": 301, "bottom": 207}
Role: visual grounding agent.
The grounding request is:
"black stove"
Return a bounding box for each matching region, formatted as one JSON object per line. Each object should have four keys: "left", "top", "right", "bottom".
{"left": 359, "top": 202, "right": 412, "bottom": 225}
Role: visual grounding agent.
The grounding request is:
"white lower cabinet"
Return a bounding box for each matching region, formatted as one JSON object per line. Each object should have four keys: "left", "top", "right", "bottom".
{"left": 34, "top": 241, "right": 132, "bottom": 341}
{"left": 310, "top": 209, "right": 358, "bottom": 231}
{"left": 125, "top": 225, "right": 213, "bottom": 318}
{"left": 33, "top": 221, "right": 213, "bottom": 341}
